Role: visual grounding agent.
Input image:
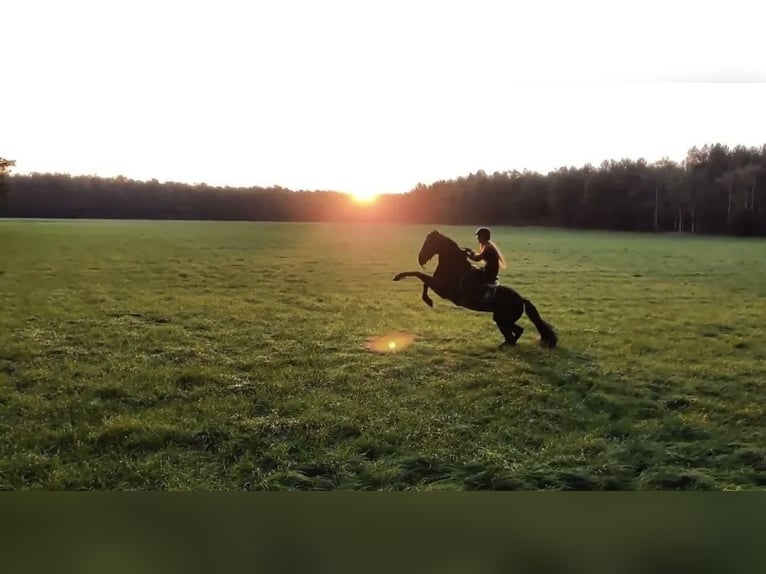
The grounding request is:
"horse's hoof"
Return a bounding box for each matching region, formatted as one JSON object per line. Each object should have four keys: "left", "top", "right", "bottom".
{"left": 392, "top": 274, "right": 403, "bottom": 281}
{"left": 423, "top": 298, "right": 433, "bottom": 307}
{"left": 498, "top": 341, "right": 516, "bottom": 349}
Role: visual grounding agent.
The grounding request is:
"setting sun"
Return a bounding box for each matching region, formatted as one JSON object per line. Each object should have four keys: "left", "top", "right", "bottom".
{"left": 349, "top": 191, "right": 378, "bottom": 204}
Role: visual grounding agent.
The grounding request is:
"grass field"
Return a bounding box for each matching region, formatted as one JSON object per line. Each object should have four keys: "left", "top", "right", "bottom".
{"left": 1, "top": 220, "right": 765, "bottom": 490}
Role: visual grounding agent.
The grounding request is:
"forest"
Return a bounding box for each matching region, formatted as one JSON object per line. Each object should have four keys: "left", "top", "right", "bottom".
{"left": 2, "top": 142, "right": 766, "bottom": 236}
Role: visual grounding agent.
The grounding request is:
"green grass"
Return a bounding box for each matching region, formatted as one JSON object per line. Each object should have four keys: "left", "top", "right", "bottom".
{"left": 1, "top": 220, "right": 765, "bottom": 490}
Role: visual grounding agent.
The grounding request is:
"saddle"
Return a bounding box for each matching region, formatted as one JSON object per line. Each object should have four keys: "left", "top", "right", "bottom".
{"left": 459, "top": 272, "right": 499, "bottom": 307}
{"left": 478, "top": 282, "right": 499, "bottom": 304}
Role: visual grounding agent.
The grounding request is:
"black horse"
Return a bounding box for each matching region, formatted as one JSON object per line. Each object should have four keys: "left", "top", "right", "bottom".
{"left": 393, "top": 230, "right": 558, "bottom": 348}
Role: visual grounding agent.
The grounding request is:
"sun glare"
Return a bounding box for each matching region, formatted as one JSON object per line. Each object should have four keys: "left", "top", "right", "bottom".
{"left": 350, "top": 191, "right": 378, "bottom": 204}
{"left": 365, "top": 332, "right": 415, "bottom": 353}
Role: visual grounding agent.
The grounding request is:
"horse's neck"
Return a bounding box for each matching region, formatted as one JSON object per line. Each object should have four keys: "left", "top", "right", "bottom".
{"left": 437, "top": 239, "right": 471, "bottom": 276}
{"left": 438, "top": 236, "right": 460, "bottom": 258}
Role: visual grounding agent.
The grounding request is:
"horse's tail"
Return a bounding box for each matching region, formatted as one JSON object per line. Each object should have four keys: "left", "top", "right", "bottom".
{"left": 522, "top": 298, "right": 557, "bottom": 349}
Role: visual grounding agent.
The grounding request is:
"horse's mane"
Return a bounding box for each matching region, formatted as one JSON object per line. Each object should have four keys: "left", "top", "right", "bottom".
{"left": 433, "top": 230, "right": 461, "bottom": 252}
{"left": 429, "top": 230, "right": 470, "bottom": 269}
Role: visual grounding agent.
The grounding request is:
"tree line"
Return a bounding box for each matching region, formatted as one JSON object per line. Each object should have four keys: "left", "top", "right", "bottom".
{"left": 2, "top": 142, "right": 766, "bottom": 235}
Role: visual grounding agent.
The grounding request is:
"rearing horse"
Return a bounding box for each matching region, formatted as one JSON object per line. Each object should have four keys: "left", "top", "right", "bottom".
{"left": 393, "top": 230, "right": 558, "bottom": 348}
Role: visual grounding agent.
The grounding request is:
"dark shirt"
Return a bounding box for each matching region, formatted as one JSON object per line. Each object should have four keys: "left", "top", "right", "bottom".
{"left": 474, "top": 244, "right": 499, "bottom": 281}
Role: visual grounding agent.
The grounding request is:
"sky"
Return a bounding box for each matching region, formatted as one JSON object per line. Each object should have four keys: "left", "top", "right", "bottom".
{"left": 3, "top": 0, "right": 766, "bottom": 197}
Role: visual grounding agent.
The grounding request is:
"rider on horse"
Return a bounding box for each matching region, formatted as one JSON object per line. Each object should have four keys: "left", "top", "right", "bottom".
{"left": 462, "top": 227, "right": 506, "bottom": 306}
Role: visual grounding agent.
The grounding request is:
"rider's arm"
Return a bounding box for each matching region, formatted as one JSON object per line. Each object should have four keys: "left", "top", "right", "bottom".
{"left": 465, "top": 248, "right": 485, "bottom": 262}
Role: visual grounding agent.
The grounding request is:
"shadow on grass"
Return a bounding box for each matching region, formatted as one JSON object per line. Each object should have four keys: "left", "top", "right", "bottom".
{"left": 376, "top": 339, "right": 736, "bottom": 491}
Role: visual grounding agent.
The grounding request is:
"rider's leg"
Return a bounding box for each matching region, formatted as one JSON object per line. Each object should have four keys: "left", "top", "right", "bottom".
{"left": 478, "top": 270, "right": 495, "bottom": 303}
{"left": 462, "top": 270, "right": 482, "bottom": 305}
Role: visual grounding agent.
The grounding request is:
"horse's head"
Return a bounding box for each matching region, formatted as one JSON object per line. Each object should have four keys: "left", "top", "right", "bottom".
{"left": 418, "top": 229, "right": 457, "bottom": 266}
{"left": 418, "top": 230, "right": 441, "bottom": 266}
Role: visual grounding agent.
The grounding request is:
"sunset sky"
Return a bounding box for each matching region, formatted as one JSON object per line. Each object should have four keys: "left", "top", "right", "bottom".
{"left": 3, "top": 0, "right": 765, "bottom": 198}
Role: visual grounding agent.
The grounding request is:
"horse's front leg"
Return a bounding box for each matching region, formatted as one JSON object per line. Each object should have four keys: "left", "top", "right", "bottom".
{"left": 394, "top": 271, "right": 432, "bottom": 283}
{"left": 393, "top": 271, "right": 432, "bottom": 283}
{"left": 393, "top": 271, "right": 435, "bottom": 307}
{"left": 421, "top": 283, "right": 433, "bottom": 307}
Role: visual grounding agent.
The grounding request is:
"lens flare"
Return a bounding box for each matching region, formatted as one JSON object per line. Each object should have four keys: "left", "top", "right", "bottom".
{"left": 365, "top": 332, "right": 415, "bottom": 353}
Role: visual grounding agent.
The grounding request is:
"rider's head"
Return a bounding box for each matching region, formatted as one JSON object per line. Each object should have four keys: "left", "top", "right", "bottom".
{"left": 475, "top": 227, "right": 491, "bottom": 245}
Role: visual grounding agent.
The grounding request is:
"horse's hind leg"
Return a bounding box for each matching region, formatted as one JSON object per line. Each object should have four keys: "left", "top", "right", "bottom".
{"left": 493, "top": 298, "right": 525, "bottom": 346}
{"left": 510, "top": 323, "right": 524, "bottom": 344}
{"left": 493, "top": 311, "right": 523, "bottom": 346}
{"left": 496, "top": 319, "right": 524, "bottom": 346}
